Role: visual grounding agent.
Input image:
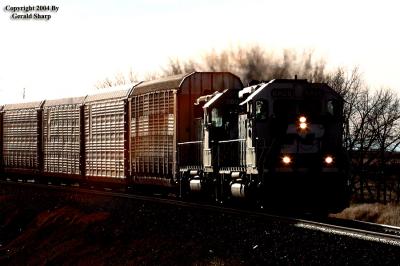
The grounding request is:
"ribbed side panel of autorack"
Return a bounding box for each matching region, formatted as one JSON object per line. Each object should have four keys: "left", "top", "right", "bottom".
{"left": 130, "top": 90, "right": 175, "bottom": 180}
{"left": 84, "top": 87, "right": 133, "bottom": 179}
{"left": 43, "top": 97, "right": 85, "bottom": 176}
{"left": 2, "top": 101, "right": 44, "bottom": 173}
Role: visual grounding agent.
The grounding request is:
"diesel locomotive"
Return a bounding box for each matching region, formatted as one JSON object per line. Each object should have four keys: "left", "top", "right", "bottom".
{"left": 0, "top": 72, "right": 349, "bottom": 213}
{"left": 179, "top": 78, "right": 350, "bottom": 212}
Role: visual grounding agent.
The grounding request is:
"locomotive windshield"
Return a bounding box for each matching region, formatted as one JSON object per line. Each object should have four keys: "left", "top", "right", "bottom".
{"left": 273, "top": 99, "right": 321, "bottom": 121}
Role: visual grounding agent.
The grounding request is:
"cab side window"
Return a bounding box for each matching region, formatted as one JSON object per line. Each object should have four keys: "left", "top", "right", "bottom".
{"left": 327, "top": 100, "right": 336, "bottom": 116}
{"left": 211, "top": 108, "right": 223, "bottom": 127}
{"left": 255, "top": 100, "right": 268, "bottom": 121}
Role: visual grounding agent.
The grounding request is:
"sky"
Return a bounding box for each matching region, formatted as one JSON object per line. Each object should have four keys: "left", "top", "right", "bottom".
{"left": 1, "top": 0, "right": 399, "bottom": 104}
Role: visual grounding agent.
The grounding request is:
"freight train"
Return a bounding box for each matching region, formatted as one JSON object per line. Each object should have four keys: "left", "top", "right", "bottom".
{"left": 0, "top": 72, "right": 349, "bottom": 213}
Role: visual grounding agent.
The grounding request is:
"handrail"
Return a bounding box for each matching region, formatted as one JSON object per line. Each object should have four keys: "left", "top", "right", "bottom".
{"left": 178, "top": 140, "right": 202, "bottom": 145}
{"left": 218, "top": 138, "right": 245, "bottom": 144}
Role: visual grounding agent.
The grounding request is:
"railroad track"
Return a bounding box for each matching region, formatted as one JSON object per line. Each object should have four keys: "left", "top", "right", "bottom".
{"left": 293, "top": 216, "right": 400, "bottom": 246}
{"left": 1, "top": 178, "right": 400, "bottom": 246}
{"left": 322, "top": 216, "right": 400, "bottom": 237}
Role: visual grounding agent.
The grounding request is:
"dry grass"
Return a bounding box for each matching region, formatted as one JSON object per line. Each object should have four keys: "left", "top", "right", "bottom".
{"left": 332, "top": 203, "right": 400, "bottom": 226}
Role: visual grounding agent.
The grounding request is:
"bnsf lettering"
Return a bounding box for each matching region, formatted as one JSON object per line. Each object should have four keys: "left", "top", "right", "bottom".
{"left": 304, "top": 88, "right": 322, "bottom": 97}
{"left": 271, "top": 88, "right": 295, "bottom": 97}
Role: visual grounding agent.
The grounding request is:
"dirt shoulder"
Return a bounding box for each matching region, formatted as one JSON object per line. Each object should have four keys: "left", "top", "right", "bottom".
{"left": 331, "top": 202, "right": 400, "bottom": 226}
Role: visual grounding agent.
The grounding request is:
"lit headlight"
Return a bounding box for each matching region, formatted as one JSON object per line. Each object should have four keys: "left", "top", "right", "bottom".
{"left": 282, "top": 155, "right": 291, "bottom": 165}
{"left": 298, "top": 116, "right": 308, "bottom": 130}
{"left": 299, "top": 122, "right": 307, "bottom": 130}
{"left": 324, "top": 156, "right": 334, "bottom": 165}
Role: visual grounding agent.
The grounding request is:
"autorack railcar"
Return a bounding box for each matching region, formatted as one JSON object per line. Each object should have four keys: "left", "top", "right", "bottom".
{"left": 129, "top": 72, "right": 243, "bottom": 186}
{"left": 84, "top": 87, "right": 134, "bottom": 182}
{"left": 0, "top": 72, "right": 243, "bottom": 185}
{"left": 43, "top": 96, "right": 86, "bottom": 179}
{"left": 1, "top": 101, "right": 44, "bottom": 175}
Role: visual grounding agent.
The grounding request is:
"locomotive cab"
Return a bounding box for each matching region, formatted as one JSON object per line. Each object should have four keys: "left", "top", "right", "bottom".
{"left": 201, "top": 89, "right": 240, "bottom": 172}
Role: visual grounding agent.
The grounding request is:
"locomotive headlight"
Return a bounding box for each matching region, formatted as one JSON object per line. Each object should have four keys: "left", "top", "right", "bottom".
{"left": 324, "top": 156, "right": 334, "bottom": 165}
{"left": 299, "top": 122, "right": 308, "bottom": 130}
{"left": 298, "top": 116, "right": 308, "bottom": 130}
{"left": 282, "top": 155, "right": 292, "bottom": 165}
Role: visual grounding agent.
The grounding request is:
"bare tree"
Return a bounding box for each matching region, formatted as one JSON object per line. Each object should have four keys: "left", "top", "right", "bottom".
{"left": 326, "top": 68, "right": 369, "bottom": 200}
{"left": 198, "top": 45, "right": 328, "bottom": 85}
{"left": 162, "top": 57, "right": 197, "bottom": 76}
{"left": 327, "top": 67, "right": 364, "bottom": 151}
{"left": 202, "top": 49, "right": 235, "bottom": 72}
{"left": 96, "top": 69, "right": 139, "bottom": 89}
{"left": 230, "top": 45, "right": 269, "bottom": 82}
{"left": 143, "top": 71, "right": 162, "bottom": 81}
{"left": 97, "top": 45, "right": 329, "bottom": 88}
{"left": 368, "top": 89, "right": 400, "bottom": 202}
{"left": 128, "top": 67, "right": 138, "bottom": 83}
{"left": 327, "top": 67, "right": 400, "bottom": 202}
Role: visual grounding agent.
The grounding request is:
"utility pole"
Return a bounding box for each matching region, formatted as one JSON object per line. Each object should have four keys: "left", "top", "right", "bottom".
{"left": 23, "top": 88, "right": 25, "bottom": 99}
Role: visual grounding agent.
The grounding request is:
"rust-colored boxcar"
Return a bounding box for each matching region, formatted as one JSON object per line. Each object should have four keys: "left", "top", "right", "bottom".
{"left": 130, "top": 72, "right": 243, "bottom": 186}
{"left": 2, "top": 101, "right": 44, "bottom": 174}
{"left": 84, "top": 87, "right": 134, "bottom": 181}
{"left": 43, "top": 97, "right": 86, "bottom": 178}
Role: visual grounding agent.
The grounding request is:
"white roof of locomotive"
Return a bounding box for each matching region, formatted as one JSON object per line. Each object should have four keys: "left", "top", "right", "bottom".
{"left": 203, "top": 89, "right": 228, "bottom": 109}
{"left": 239, "top": 80, "right": 273, "bottom": 106}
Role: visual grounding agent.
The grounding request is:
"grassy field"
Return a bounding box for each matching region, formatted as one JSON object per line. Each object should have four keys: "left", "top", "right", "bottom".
{"left": 332, "top": 203, "right": 400, "bottom": 226}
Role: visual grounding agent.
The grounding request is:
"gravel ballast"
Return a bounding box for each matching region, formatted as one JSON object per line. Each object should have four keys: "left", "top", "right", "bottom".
{"left": 1, "top": 183, "right": 400, "bottom": 265}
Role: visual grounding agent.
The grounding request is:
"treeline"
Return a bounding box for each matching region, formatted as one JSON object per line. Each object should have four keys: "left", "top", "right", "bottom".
{"left": 97, "top": 45, "right": 400, "bottom": 203}
{"left": 328, "top": 69, "right": 400, "bottom": 203}
{"left": 96, "top": 46, "right": 327, "bottom": 87}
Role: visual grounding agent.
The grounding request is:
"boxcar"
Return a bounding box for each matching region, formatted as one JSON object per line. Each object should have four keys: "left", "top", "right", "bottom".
{"left": 84, "top": 86, "right": 135, "bottom": 182}
{"left": 130, "top": 72, "right": 243, "bottom": 186}
{"left": 2, "top": 101, "right": 44, "bottom": 174}
{"left": 42, "top": 97, "right": 86, "bottom": 179}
